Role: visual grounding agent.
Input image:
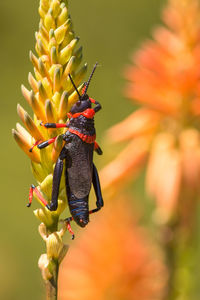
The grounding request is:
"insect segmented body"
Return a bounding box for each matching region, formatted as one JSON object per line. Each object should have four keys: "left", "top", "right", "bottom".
{"left": 28, "top": 64, "right": 104, "bottom": 238}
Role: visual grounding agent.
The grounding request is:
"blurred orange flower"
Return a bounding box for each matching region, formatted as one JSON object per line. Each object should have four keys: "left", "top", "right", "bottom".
{"left": 59, "top": 199, "right": 166, "bottom": 300}
{"left": 101, "top": 0, "right": 200, "bottom": 221}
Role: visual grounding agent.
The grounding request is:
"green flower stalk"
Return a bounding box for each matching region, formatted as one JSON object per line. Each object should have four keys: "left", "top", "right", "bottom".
{"left": 12, "top": 0, "right": 87, "bottom": 298}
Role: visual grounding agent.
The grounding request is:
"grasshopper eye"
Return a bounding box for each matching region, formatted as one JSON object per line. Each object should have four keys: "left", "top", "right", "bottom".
{"left": 77, "top": 100, "right": 81, "bottom": 106}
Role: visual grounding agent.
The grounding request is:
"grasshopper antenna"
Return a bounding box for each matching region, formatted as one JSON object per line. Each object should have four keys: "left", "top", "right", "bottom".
{"left": 68, "top": 74, "right": 81, "bottom": 99}
{"left": 83, "top": 62, "right": 98, "bottom": 95}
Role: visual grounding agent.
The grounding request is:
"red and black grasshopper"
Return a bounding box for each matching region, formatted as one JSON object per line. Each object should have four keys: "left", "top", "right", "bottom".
{"left": 28, "top": 64, "right": 104, "bottom": 239}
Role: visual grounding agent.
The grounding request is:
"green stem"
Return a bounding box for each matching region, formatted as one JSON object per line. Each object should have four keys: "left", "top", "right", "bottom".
{"left": 162, "top": 223, "right": 178, "bottom": 300}
{"left": 166, "top": 231, "right": 177, "bottom": 299}
{"left": 162, "top": 209, "right": 196, "bottom": 300}
{"left": 45, "top": 260, "right": 59, "bottom": 300}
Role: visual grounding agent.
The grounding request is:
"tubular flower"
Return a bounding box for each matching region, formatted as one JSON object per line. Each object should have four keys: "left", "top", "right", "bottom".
{"left": 101, "top": 0, "right": 200, "bottom": 222}
{"left": 58, "top": 198, "right": 167, "bottom": 300}
{"left": 12, "top": 0, "right": 87, "bottom": 231}
{"left": 12, "top": 1, "right": 87, "bottom": 294}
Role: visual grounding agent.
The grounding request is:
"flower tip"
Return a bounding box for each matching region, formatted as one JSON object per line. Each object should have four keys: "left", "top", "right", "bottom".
{"left": 12, "top": 127, "right": 41, "bottom": 163}
{"left": 38, "top": 254, "right": 52, "bottom": 281}
{"left": 29, "top": 50, "right": 33, "bottom": 59}
{"left": 21, "top": 85, "right": 31, "bottom": 105}
{"left": 38, "top": 223, "right": 47, "bottom": 241}
{"left": 12, "top": 128, "right": 16, "bottom": 137}
{"left": 17, "top": 103, "right": 24, "bottom": 119}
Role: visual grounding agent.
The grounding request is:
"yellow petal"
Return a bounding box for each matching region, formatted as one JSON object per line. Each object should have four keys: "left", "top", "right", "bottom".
{"left": 45, "top": 99, "right": 55, "bottom": 123}
{"left": 54, "top": 21, "right": 69, "bottom": 44}
{"left": 53, "top": 66, "right": 62, "bottom": 92}
{"left": 38, "top": 81, "right": 48, "bottom": 102}
{"left": 30, "top": 91, "right": 47, "bottom": 121}
{"left": 12, "top": 129, "right": 40, "bottom": 163}
{"left": 50, "top": 46, "right": 58, "bottom": 64}
{"left": 21, "top": 85, "right": 32, "bottom": 106}
{"left": 16, "top": 123, "right": 32, "bottom": 144}
{"left": 24, "top": 112, "right": 44, "bottom": 140}
{"left": 59, "top": 38, "right": 79, "bottom": 65}
{"left": 28, "top": 72, "right": 38, "bottom": 93}
{"left": 30, "top": 51, "right": 39, "bottom": 70}
{"left": 58, "top": 91, "right": 68, "bottom": 119}
{"left": 50, "top": 0, "right": 61, "bottom": 18}
{"left": 44, "top": 11, "right": 55, "bottom": 31}
{"left": 57, "top": 6, "right": 68, "bottom": 27}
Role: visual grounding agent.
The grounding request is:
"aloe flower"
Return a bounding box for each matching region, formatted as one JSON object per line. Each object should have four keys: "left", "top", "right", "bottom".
{"left": 12, "top": 0, "right": 87, "bottom": 298}
{"left": 101, "top": 0, "right": 200, "bottom": 225}
{"left": 100, "top": 1, "right": 200, "bottom": 298}
{"left": 59, "top": 198, "right": 167, "bottom": 300}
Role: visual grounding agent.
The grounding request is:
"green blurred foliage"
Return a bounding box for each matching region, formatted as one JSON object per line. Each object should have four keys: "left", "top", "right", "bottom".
{"left": 0, "top": 0, "right": 167, "bottom": 299}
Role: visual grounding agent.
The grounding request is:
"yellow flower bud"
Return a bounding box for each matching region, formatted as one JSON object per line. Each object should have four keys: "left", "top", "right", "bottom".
{"left": 14, "top": 0, "right": 86, "bottom": 234}
{"left": 50, "top": 0, "right": 61, "bottom": 18}
{"left": 58, "top": 91, "right": 68, "bottom": 119}
{"left": 44, "top": 11, "right": 55, "bottom": 31}
{"left": 28, "top": 72, "right": 38, "bottom": 93}
{"left": 29, "top": 51, "right": 39, "bottom": 70}
{"left": 57, "top": 6, "right": 68, "bottom": 27}
{"left": 54, "top": 22, "right": 69, "bottom": 44}
{"left": 53, "top": 66, "right": 62, "bottom": 92}
{"left": 12, "top": 129, "right": 40, "bottom": 163}
{"left": 45, "top": 99, "right": 55, "bottom": 123}
{"left": 38, "top": 81, "right": 48, "bottom": 102}
{"left": 59, "top": 38, "right": 79, "bottom": 65}
{"left": 50, "top": 46, "right": 58, "bottom": 64}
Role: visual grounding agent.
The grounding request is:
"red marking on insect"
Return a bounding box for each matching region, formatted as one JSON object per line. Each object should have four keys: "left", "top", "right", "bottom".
{"left": 67, "top": 108, "right": 95, "bottom": 119}
{"left": 29, "top": 140, "right": 42, "bottom": 152}
{"left": 33, "top": 187, "right": 49, "bottom": 207}
{"left": 55, "top": 123, "right": 67, "bottom": 128}
{"left": 82, "top": 84, "right": 87, "bottom": 94}
{"left": 68, "top": 128, "right": 96, "bottom": 143}
{"left": 47, "top": 137, "right": 57, "bottom": 144}
{"left": 89, "top": 97, "right": 96, "bottom": 104}
{"left": 94, "top": 141, "right": 100, "bottom": 150}
{"left": 27, "top": 186, "right": 33, "bottom": 207}
{"left": 66, "top": 221, "right": 75, "bottom": 239}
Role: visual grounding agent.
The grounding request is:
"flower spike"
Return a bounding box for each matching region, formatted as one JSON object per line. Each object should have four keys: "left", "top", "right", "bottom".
{"left": 13, "top": 0, "right": 87, "bottom": 295}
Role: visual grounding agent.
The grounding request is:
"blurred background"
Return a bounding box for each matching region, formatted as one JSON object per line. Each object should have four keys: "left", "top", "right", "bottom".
{"left": 0, "top": 0, "right": 175, "bottom": 299}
